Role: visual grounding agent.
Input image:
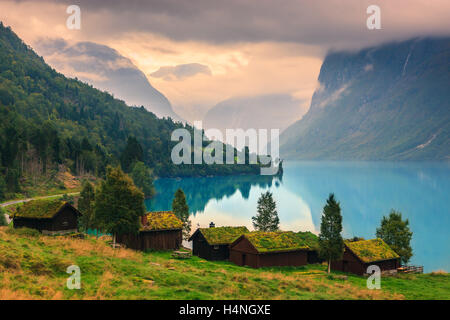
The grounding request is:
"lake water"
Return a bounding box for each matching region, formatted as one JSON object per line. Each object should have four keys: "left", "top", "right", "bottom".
{"left": 146, "top": 161, "right": 450, "bottom": 272}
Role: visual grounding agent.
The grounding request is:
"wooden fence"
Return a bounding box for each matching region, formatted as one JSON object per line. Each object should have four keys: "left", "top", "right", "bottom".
{"left": 398, "top": 265, "right": 424, "bottom": 274}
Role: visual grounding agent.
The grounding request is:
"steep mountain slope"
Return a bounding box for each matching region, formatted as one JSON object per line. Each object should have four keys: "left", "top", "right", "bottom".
{"left": 34, "top": 39, "right": 182, "bottom": 121}
{"left": 280, "top": 37, "right": 450, "bottom": 160}
{"left": 204, "top": 94, "right": 306, "bottom": 143}
{"left": 0, "top": 22, "right": 258, "bottom": 197}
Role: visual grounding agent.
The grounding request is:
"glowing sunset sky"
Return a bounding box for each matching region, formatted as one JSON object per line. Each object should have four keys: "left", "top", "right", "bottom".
{"left": 1, "top": 0, "right": 449, "bottom": 121}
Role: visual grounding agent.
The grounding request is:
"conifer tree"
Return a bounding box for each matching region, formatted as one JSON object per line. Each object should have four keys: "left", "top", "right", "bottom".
{"left": 252, "top": 191, "right": 280, "bottom": 231}
{"left": 78, "top": 180, "right": 96, "bottom": 232}
{"left": 319, "top": 193, "right": 344, "bottom": 274}
{"left": 172, "top": 188, "right": 191, "bottom": 240}
{"left": 95, "top": 166, "right": 145, "bottom": 247}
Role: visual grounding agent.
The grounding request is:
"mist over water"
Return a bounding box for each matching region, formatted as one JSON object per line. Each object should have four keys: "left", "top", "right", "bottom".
{"left": 146, "top": 161, "right": 450, "bottom": 272}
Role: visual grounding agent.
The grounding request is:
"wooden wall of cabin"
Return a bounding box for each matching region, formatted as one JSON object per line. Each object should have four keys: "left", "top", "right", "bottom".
{"left": 118, "top": 230, "right": 182, "bottom": 251}
{"left": 191, "top": 233, "right": 230, "bottom": 260}
{"left": 13, "top": 218, "right": 51, "bottom": 231}
{"left": 331, "top": 250, "right": 366, "bottom": 275}
{"left": 257, "top": 250, "right": 308, "bottom": 268}
{"left": 49, "top": 208, "right": 78, "bottom": 231}
{"left": 331, "top": 249, "right": 400, "bottom": 275}
{"left": 141, "top": 230, "right": 182, "bottom": 251}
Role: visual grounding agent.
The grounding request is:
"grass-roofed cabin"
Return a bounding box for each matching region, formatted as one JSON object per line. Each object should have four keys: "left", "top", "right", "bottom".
{"left": 230, "top": 231, "right": 320, "bottom": 268}
{"left": 13, "top": 200, "right": 81, "bottom": 235}
{"left": 189, "top": 225, "right": 249, "bottom": 261}
{"left": 331, "top": 239, "right": 401, "bottom": 276}
{"left": 116, "top": 211, "right": 182, "bottom": 251}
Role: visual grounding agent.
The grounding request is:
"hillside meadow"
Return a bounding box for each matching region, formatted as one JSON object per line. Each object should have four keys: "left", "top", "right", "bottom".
{"left": 0, "top": 226, "right": 448, "bottom": 300}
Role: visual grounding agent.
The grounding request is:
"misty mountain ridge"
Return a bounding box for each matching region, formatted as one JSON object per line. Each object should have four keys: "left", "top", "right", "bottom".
{"left": 280, "top": 37, "right": 450, "bottom": 160}
{"left": 203, "top": 94, "right": 307, "bottom": 146}
{"left": 34, "top": 39, "right": 182, "bottom": 121}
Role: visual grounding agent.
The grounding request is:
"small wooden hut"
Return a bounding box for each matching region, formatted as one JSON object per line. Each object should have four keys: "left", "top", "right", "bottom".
{"left": 331, "top": 238, "right": 401, "bottom": 276}
{"left": 117, "top": 211, "right": 182, "bottom": 251}
{"left": 189, "top": 224, "right": 249, "bottom": 260}
{"left": 230, "top": 231, "right": 319, "bottom": 268}
{"left": 13, "top": 200, "right": 81, "bottom": 235}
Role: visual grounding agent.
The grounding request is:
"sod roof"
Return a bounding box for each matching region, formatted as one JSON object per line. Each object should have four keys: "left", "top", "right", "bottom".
{"left": 244, "top": 231, "right": 319, "bottom": 253}
{"left": 345, "top": 238, "right": 400, "bottom": 263}
{"left": 14, "top": 200, "right": 68, "bottom": 219}
{"left": 141, "top": 211, "right": 183, "bottom": 231}
{"left": 196, "top": 226, "right": 249, "bottom": 245}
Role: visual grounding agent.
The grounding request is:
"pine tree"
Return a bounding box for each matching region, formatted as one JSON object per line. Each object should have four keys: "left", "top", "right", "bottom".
{"left": 0, "top": 207, "right": 7, "bottom": 226}
{"left": 95, "top": 166, "right": 145, "bottom": 247}
{"left": 252, "top": 191, "right": 279, "bottom": 231}
{"left": 172, "top": 188, "right": 191, "bottom": 240}
{"left": 130, "top": 161, "right": 155, "bottom": 199}
{"left": 120, "top": 136, "right": 144, "bottom": 172}
{"left": 376, "top": 210, "right": 413, "bottom": 264}
{"left": 319, "top": 193, "right": 344, "bottom": 274}
{"left": 78, "top": 180, "right": 96, "bottom": 232}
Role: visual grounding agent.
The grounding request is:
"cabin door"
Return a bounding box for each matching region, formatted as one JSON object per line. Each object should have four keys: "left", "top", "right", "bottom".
{"left": 343, "top": 261, "right": 349, "bottom": 272}
{"left": 242, "top": 254, "right": 246, "bottom": 266}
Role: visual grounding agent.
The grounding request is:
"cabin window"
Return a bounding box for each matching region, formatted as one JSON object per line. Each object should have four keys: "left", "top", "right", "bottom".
{"left": 213, "top": 245, "right": 219, "bottom": 250}
{"left": 62, "top": 221, "right": 69, "bottom": 226}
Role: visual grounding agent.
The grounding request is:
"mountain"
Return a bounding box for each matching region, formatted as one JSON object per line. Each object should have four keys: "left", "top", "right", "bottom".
{"left": 34, "top": 39, "right": 182, "bottom": 121}
{"left": 204, "top": 94, "right": 306, "bottom": 145}
{"left": 0, "top": 22, "right": 259, "bottom": 198}
{"left": 280, "top": 37, "right": 450, "bottom": 160}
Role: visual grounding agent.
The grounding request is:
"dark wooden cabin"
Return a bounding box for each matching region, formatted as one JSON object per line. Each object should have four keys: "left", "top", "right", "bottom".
{"left": 13, "top": 200, "right": 81, "bottom": 235}
{"left": 331, "top": 238, "right": 401, "bottom": 276}
{"left": 117, "top": 211, "right": 182, "bottom": 251}
{"left": 230, "top": 231, "right": 319, "bottom": 268}
{"left": 189, "top": 224, "right": 249, "bottom": 260}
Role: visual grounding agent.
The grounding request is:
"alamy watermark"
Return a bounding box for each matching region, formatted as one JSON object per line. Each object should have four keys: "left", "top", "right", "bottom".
{"left": 171, "top": 121, "right": 280, "bottom": 175}
{"left": 66, "top": 265, "right": 81, "bottom": 289}
{"left": 367, "top": 5, "right": 381, "bottom": 30}
{"left": 66, "top": 5, "right": 81, "bottom": 30}
{"left": 366, "top": 265, "right": 381, "bottom": 289}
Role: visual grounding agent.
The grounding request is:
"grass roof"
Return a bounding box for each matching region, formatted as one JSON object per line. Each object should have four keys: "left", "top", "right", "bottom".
{"left": 199, "top": 226, "right": 249, "bottom": 245}
{"left": 345, "top": 238, "right": 400, "bottom": 263}
{"left": 14, "top": 200, "right": 67, "bottom": 219}
{"left": 141, "top": 211, "right": 183, "bottom": 231}
{"left": 245, "top": 231, "right": 319, "bottom": 253}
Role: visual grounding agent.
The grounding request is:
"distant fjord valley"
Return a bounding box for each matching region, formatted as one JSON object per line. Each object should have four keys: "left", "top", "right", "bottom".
{"left": 279, "top": 37, "right": 450, "bottom": 161}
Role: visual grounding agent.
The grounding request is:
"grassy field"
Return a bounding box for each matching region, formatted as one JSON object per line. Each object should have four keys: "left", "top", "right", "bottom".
{"left": 0, "top": 226, "right": 448, "bottom": 300}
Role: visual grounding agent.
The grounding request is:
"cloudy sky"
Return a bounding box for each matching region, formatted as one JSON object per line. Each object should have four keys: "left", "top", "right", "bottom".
{"left": 1, "top": 0, "right": 449, "bottom": 121}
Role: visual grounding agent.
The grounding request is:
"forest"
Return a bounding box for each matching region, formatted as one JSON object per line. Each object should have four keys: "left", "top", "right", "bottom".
{"left": 0, "top": 22, "right": 260, "bottom": 200}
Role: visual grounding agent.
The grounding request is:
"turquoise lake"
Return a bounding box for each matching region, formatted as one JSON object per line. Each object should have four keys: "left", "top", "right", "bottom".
{"left": 146, "top": 161, "right": 450, "bottom": 272}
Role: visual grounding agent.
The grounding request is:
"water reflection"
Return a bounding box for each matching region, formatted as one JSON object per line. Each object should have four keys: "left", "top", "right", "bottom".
{"left": 146, "top": 161, "right": 450, "bottom": 272}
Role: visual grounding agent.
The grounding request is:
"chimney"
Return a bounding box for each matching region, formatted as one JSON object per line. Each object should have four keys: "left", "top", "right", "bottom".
{"left": 209, "top": 222, "right": 215, "bottom": 228}
{"left": 141, "top": 214, "right": 148, "bottom": 226}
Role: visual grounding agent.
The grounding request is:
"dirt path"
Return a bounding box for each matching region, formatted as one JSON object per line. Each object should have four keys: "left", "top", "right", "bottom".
{"left": 1, "top": 192, "right": 79, "bottom": 224}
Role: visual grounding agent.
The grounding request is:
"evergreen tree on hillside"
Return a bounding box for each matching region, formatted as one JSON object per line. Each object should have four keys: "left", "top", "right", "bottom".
{"left": 78, "top": 180, "right": 96, "bottom": 232}
{"left": 319, "top": 193, "right": 344, "bottom": 274}
{"left": 130, "top": 161, "right": 155, "bottom": 199}
{"left": 0, "top": 175, "right": 6, "bottom": 201}
{"left": 0, "top": 207, "right": 7, "bottom": 226}
{"left": 376, "top": 210, "right": 413, "bottom": 264}
{"left": 172, "top": 188, "right": 191, "bottom": 240}
{"left": 95, "top": 166, "right": 145, "bottom": 247}
{"left": 252, "top": 191, "right": 279, "bottom": 231}
{"left": 120, "top": 136, "right": 143, "bottom": 172}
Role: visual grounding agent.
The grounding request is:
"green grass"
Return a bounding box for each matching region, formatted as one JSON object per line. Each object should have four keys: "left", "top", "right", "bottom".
{"left": 0, "top": 226, "right": 448, "bottom": 300}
